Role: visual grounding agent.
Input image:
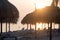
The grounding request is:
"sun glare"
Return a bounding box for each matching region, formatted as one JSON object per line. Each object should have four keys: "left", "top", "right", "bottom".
{"left": 35, "top": 0, "right": 52, "bottom": 9}
{"left": 37, "top": 23, "right": 48, "bottom": 30}
{"left": 37, "top": 23, "right": 44, "bottom": 30}
{"left": 36, "top": 23, "right": 59, "bottom": 30}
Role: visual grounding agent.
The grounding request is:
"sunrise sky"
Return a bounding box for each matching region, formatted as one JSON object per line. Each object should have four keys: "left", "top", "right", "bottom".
{"left": 2, "top": 0, "right": 60, "bottom": 32}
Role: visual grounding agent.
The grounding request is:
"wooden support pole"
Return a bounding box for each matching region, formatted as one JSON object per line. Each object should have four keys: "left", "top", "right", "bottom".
{"left": 30, "top": 24, "right": 31, "bottom": 32}
{"left": 27, "top": 24, "right": 28, "bottom": 30}
{"left": 35, "top": 23, "right": 36, "bottom": 38}
{"left": 6, "top": 21, "right": 7, "bottom": 33}
{"left": 1, "top": 20, "right": 2, "bottom": 34}
{"left": 50, "top": 22, "right": 52, "bottom": 40}
{"left": 9, "top": 22, "right": 10, "bottom": 32}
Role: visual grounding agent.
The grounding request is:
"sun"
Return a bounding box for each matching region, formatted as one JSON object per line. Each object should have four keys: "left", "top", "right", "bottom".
{"left": 36, "top": 3, "right": 47, "bottom": 9}
{"left": 35, "top": 0, "right": 52, "bottom": 9}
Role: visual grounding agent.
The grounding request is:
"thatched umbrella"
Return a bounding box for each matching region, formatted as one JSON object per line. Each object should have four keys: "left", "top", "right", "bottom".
{"left": 21, "top": 6, "right": 60, "bottom": 40}
{"left": 21, "top": 0, "right": 60, "bottom": 40}
{"left": 0, "top": 0, "right": 19, "bottom": 34}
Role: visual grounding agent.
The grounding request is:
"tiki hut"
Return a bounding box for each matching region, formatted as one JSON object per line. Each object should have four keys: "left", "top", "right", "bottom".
{"left": 21, "top": 6, "right": 60, "bottom": 40}
{"left": 21, "top": 0, "right": 60, "bottom": 40}
{"left": 0, "top": 0, "right": 19, "bottom": 34}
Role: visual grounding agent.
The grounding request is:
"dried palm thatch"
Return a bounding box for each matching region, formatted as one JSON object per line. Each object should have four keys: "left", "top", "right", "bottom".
{"left": 0, "top": 0, "right": 19, "bottom": 33}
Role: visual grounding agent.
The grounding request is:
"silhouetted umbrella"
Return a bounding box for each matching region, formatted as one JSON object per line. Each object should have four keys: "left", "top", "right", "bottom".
{"left": 0, "top": 0, "right": 19, "bottom": 34}
{"left": 21, "top": 0, "right": 60, "bottom": 40}
{"left": 21, "top": 6, "right": 60, "bottom": 40}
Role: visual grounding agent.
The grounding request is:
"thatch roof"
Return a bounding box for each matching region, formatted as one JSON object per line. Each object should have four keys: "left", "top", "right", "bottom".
{"left": 21, "top": 6, "right": 60, "bottom": 24}
{"left": 0, "top": 0, "right": 19, "bottom": 23}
